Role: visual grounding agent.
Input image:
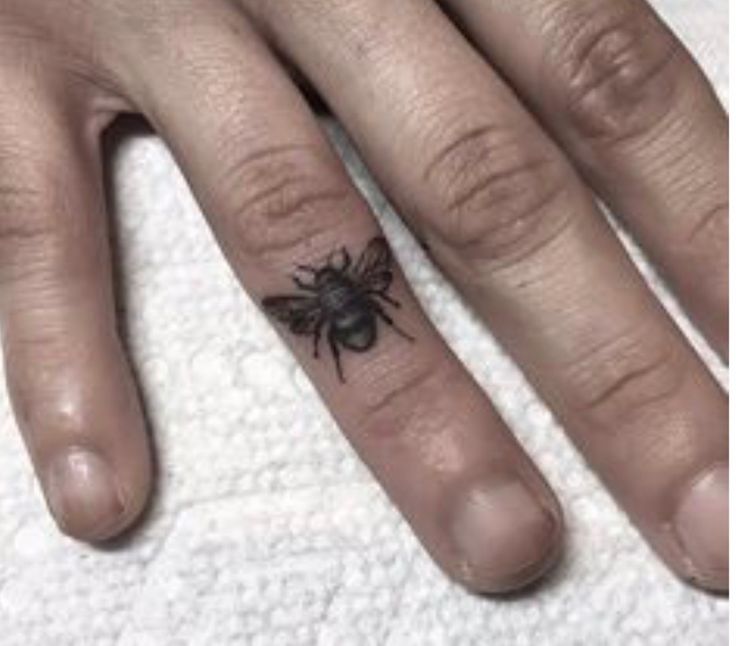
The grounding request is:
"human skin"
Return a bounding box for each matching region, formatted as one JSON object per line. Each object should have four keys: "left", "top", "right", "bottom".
{"left": 0, "top": 0, "right": 727, "bottom": 593}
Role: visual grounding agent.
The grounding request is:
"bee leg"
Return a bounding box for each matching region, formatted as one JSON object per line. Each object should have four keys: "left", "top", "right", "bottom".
{"left": 374, "top": 290, "right": 401, "bottom": 309}
{"left": 328, "top": 330, "right": 345, "bottom": 383}
{"left": 339, "top": 247, "right": 351, "bottom": 271}
{"left": 312, "top": 321, "right": 324, "bottom": 359}
{"left": 373, "top": 302, "right": 415, "bottom": 342}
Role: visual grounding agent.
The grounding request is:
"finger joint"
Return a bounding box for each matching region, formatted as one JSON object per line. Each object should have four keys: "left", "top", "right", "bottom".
{"left": 562, "top": 324, "right": 687, "bottom": 429}
{"left": 217, "top": 143, "right": 353, "bottom": 267}
{"left": 423, "top": 123, "right": 571, "bottom": 271}
{"left": 0, "top": 183, "right": 69, "bottom": 284}
{"left": 551, "top": 2, "right": 680, "bottom": 141}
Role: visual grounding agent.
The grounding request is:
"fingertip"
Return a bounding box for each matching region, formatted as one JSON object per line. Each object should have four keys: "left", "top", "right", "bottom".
{"left": 670, "top": 464, "right": 729, "bottom": 593}
{"left": 43, "top": 445, "right": 152, "bottom": 543}
{"left": 447, "top": 472, "right": 564, "bottom": 594}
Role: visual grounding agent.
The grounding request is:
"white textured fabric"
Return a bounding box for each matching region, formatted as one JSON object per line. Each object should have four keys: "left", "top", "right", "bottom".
{"left": 0, "top": 2, "right": 728, "bottom": 644}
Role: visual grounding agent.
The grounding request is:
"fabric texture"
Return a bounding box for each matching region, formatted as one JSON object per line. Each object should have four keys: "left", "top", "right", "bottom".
{"left": 0, "top": 1, "right": 728, "bottom": 644}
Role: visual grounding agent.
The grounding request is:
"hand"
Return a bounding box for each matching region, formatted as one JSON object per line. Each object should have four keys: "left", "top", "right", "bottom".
{"left": 0, "top": 0, "right": 726, "bottom": 593}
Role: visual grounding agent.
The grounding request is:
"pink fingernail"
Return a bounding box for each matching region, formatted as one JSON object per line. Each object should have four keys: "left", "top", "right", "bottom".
{"left": 45, "top": 448, "right": 126, "bottom": 541}
{"left": 449, "top": 473, "right": 561, "bottom": 592}
{"left": 672, "top": 464, "right": 729, "bottom": 583}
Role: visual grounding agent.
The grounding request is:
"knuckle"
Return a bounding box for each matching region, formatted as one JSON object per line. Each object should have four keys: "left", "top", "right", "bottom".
{"left": 552, "top": 3, "right": 679, "bottom": 140}
{"left": 0, "top": 185, "right": 55, "bottom": 242}
{"left": 423, "top": 124, "right": 570, "bottom": 270}
{"left": 0, "top": 182, "right": 67, "bottom": 284}
{"left": 563, "top": 325, "right": 687, "bottom": 428}
{"left": 217, "top": 143, "right": 352, "bottom": 264}
{"left": 0, "top": 178, "right": 59, "bottom": 233}
{"left": 686, "top": 201, "right": 729, "bottom": 247}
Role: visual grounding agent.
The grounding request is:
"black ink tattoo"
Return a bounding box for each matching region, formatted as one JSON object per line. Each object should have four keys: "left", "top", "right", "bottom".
{"left": 262, "top": 236, "right": 414, "bottom": 383}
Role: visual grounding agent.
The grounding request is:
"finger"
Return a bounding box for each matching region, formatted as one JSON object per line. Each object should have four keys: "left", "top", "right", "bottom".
{"left": 440, "top": 0, "right": 728, "bottom": 357}
{"left": 0, "top": 73, "right": 153, "bottom": 540}
{"left": 246, "top": 0, "right": 729, "bottom": 590}
{"left": 119, "top": 8, "right": 563, "bottom": 593}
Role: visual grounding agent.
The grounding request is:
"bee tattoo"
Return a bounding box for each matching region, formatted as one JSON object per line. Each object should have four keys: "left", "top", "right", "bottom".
{"left": 262, "top": 236, "right": 414, "bottom": 383}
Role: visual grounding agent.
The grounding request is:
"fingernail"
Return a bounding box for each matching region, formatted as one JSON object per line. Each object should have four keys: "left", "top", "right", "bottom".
{"left": 449, "top": 473, "right": 561, "bottom": 592}
{"left": 672, "top": 464, "right": 729, "bottom": 584}
{"left": 45, "top": 448, "right": 126, "bottom": 541}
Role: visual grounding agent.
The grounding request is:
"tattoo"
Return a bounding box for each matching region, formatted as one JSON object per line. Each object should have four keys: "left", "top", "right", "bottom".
{"left": 262, "top": 236, "right": 414, "bottom": 383}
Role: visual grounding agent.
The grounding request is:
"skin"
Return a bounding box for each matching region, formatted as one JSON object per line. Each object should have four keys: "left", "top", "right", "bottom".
{"left": 0, "top": 0, "right": 727, "bottom": 594}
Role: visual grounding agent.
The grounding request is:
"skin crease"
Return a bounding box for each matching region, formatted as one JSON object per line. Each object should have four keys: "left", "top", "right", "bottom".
{"left": 0, "top": 0, "right": 727, "bottom": 596}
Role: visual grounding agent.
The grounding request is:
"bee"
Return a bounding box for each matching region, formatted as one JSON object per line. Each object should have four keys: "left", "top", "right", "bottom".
{"left": 262, "top": 236, "right": 414, "bottom": 382}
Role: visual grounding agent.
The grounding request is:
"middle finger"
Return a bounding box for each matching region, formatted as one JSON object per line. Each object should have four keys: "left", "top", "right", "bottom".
{"left": 246, "top": 0, "right": 728, "bottom": 589}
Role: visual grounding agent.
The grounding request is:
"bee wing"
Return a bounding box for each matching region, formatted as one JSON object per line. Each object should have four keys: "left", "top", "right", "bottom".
{"left": 353, "top": 236, "right": 393, "bottom": 292}
{"left": 262, "top": 295, "right": 322, "bottom": 335}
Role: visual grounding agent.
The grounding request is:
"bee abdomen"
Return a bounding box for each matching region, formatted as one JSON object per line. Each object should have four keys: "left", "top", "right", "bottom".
{"left": 333, "top": 310, "right": 376, "bottom": 352}
{"left": 341, "top": 323, "right": 377, "bottom": 352}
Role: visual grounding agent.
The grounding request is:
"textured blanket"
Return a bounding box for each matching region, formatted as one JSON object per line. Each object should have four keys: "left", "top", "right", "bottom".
{"left": 0, "top": 1, "right": 728, "bottom": 644}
